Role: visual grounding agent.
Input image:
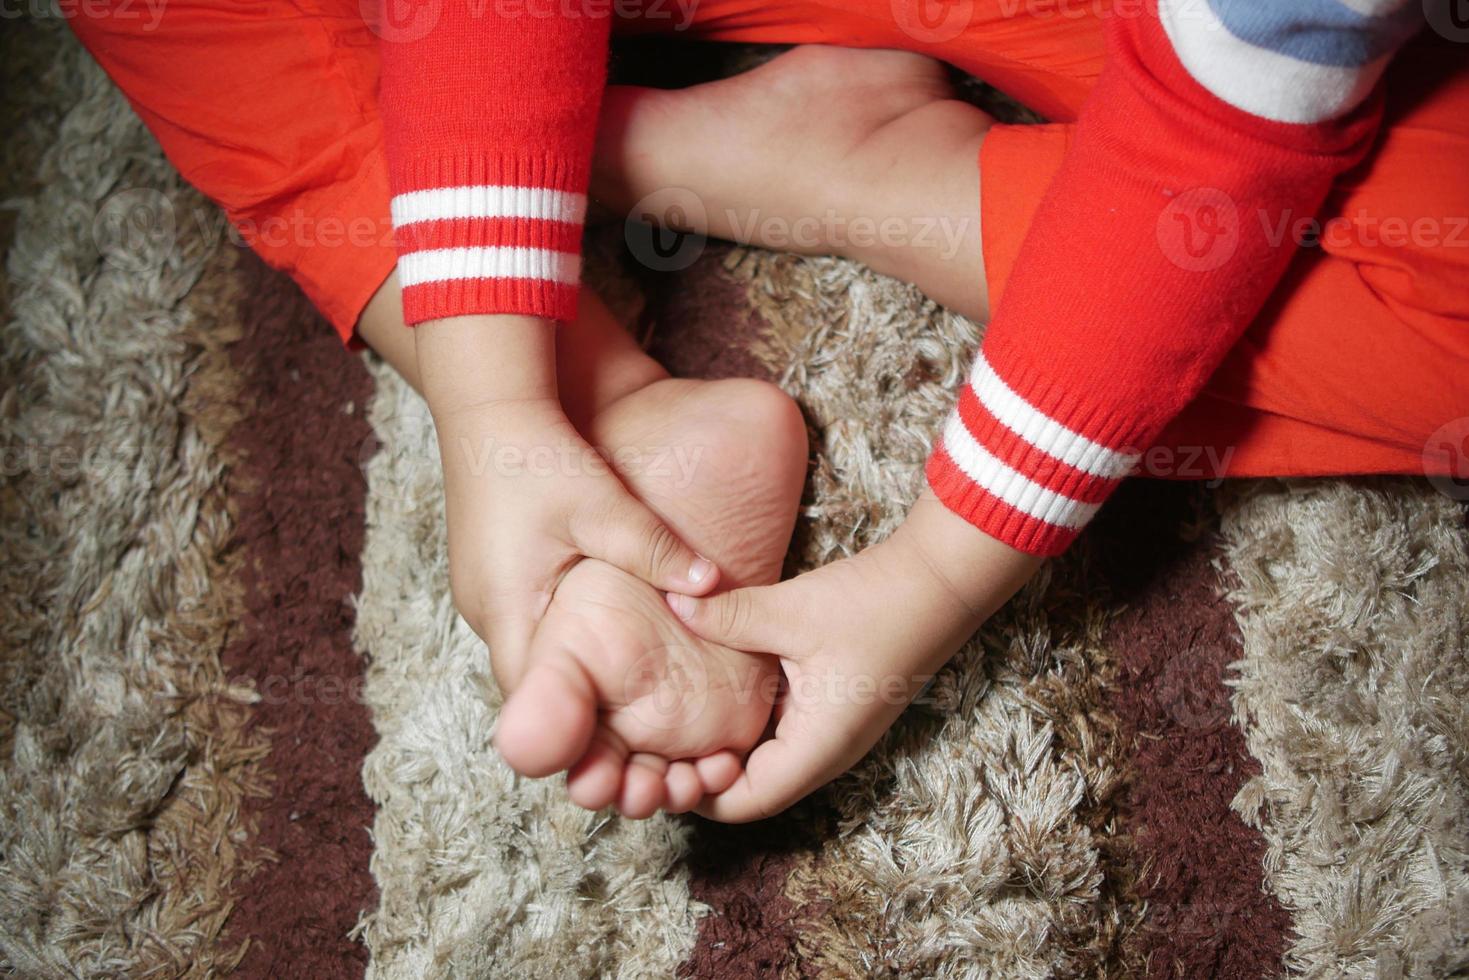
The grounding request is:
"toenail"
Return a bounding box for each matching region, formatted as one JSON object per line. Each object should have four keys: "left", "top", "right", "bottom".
{"left": 667, "top": 592, "right": 696, "bottom": 621}
{"left": 688, "top": 556, "right": 714, "bottom": 586}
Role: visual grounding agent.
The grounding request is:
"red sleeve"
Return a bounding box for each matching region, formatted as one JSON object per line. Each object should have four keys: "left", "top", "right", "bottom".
{"left": 926, "top": 2, "right": 1384, "bottom": 556}
{"left": 377, "top": 1, "right": 610, "bottom": 325}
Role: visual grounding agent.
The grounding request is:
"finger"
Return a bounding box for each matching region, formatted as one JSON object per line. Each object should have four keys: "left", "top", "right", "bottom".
{"left": 566, "top": 734, "right": 627, "bottom": 812}
{"left": 665, "top": 582, "right": 802, "bottom": 655}
{"left": 575, "top": 493, "right": 719, "bottom": 596}
{"left": 693, "top": 750, "right": 742, "bottom": 795}
{"left": 662, "top": 761, "right": 704, "bottom": 814}
{"left": 618, "top": 753, "right": 668, "bottom": 819}
{"left": 694, "top": 716, "right": 854, "bottom": 824}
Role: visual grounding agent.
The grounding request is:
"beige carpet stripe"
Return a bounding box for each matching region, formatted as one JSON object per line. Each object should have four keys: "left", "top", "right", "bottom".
{"left": 1219, "top": 479, "right": 1469, "bottom": 977}
{"left": 352, "top": 358, "right": 703, "bottom": 978}
{"left": 0, "top": 18, "right": 270, "bottom": 975}
{"left": 724, "top": 248, "right": 1114, "bottom": 978}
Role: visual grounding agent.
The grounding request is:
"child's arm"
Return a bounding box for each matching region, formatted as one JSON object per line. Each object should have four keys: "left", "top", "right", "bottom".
{"left": 927, "top": 0, "right": 1418, "bottom": 556}
{"left": 376, "top": 8, "right": 717, "bottom": 675}
{"left": 377, "top": 0, "right": 609, "bottom": 327}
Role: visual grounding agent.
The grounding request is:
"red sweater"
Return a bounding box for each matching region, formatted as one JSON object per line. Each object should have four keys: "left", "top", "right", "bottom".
{"left": 379, "top": 0, "right": 1411, "bottom": 557}
{"left": 378, "top": 6, "right": 609, "bottom": 324}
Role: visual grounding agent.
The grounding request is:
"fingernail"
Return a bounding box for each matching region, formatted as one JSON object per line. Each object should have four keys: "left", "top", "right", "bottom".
{"left": 667, "top": 591, "right": 696, "bottom": 621}
{"left": 688, "top": 556, "right": 714, "bottom": 586}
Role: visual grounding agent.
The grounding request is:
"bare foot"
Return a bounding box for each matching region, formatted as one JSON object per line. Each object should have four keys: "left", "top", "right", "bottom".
{"left": 494, "top": 377, "right": 808, "bottom": 817}
{"left": 594, "top": 45, "right": 993, "bottom": 319}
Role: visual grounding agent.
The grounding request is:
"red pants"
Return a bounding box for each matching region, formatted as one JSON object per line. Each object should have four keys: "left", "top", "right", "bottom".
{"left": 70, "top": 0, "right": 1469, "bottom": 480}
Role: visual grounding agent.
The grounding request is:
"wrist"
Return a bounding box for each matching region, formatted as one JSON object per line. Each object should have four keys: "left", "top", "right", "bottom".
{"left": 892, "top": 492, "right": 1043, "bottom": 622}
{"left": 432, "top": 395, "right": 582, "bottom": 486}
{"left": 415, "top": 314, "right": 559, "bottom": 417}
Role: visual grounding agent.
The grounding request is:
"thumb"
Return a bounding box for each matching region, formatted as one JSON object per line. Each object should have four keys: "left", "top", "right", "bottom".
{"left": 665, "top": 582, "right": 800, "bottom": 656}
{"left": 693, "top": 705, "right": 857, "bottom": 823}
{"left": 575, "top": 491, "right": 719, "bottom": 596}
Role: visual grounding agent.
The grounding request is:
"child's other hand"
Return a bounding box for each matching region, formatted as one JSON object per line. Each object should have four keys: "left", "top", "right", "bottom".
{"left": 666, "top": 494, "right": 1042, "bottom": 822}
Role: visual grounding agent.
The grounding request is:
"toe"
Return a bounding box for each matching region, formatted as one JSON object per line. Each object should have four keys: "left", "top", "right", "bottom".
{"left": 566, "top": 735, "right": 626, "bottom": 811}
{"left": 618, "top": 754, "right": 668, "bottom": 819}
{"left": 495, "top": 650, "right": 597, "bottom": 778}
{"left": 694, "top": 750, "right": 743, "bottom": 795}
{"left": 663, "top": 761, "right": 704, "bottom": 814}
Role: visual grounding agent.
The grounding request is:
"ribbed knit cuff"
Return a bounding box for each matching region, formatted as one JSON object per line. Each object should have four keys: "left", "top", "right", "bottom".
{"left": 927, "top": 448, "right": 1079, "bottom": 557}
{"left": 925, "top": 352, "right": 1146, "bottom": 557}
{"left": 388, "top": 151, "right": 587, "bottom": 325}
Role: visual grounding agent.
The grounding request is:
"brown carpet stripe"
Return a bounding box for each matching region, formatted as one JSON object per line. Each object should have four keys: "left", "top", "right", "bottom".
{"left": 679, "top": 819, "right": 829, "bottom": 980}
{"left": 2, "top": 17, "right": 276, "bottom": 973}
{"left": 216, "top": 253, "right": 378, "bottom": 979}
{"left": 140, "top": 243, "right": 278, "bottom": 979}
{"left": 1091, "top": 480, "right": 1290, "bottom": 979}
{"left": 647, "top": 244, "right": 779, "bottom": 385}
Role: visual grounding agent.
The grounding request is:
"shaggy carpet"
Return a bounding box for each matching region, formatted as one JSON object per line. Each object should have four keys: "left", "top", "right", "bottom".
{"left": 3, "top": 13, "right": 1467, "bottom": 980}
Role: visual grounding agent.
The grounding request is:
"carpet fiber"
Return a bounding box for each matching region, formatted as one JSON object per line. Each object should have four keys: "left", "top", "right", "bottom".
{"left": 3, "top": 14, "right": 1467, "bottom": 979}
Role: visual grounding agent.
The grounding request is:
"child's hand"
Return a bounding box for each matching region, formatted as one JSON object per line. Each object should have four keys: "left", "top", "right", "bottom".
{"left": 666, "top": 494, "right": 1042, "bottom": 822}
{"left": 416, "top": 314, "right": 718, "bottom": 688}
{"left": 435, "top": 397, "right": 719, "bottom": 687}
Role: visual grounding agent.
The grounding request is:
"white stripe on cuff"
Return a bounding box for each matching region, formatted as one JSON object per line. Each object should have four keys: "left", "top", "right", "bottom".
{"left": 397, "top": 246, "right": 581, "bottom": 288}
{"left": 390, "top": 185, "right": 588, "bottom": 228}
{"left": 970, "top": 355, "right": 1140, "bottom": 480}
{"left": 941, "top": 412, "right": 1101, "bottom": 530}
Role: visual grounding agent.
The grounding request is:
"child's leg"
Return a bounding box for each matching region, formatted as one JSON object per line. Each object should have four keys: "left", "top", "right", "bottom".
{"left": 596, "top": 38, "right": 1469, "bottom": 483}
{"left": 594, "top": 46, "right": 994, "bottom": 321}
{"left": 612, "top": 0, "right": 1108, "bottom": 122}
{"left": 609, "top": 0, "right": 1467, "bottom": 479}
{"left": 68, "top": 0, "right": 398, "bottom": 345}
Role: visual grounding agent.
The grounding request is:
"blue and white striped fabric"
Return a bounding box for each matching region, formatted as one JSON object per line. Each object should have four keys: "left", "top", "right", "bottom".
{"left": 1157, "top": 0, "right": 1422, "bottom": 123}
